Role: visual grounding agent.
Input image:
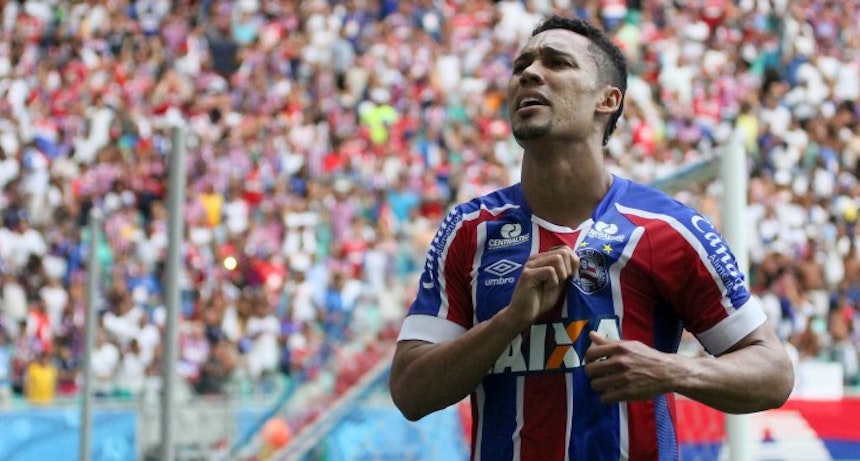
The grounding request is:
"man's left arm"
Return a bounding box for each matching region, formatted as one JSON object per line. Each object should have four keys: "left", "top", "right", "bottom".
{"left": 584, "top": 323, "right": 794, "bottom": 413}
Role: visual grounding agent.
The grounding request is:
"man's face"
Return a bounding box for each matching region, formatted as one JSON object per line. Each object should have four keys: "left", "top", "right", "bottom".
{"left": 507, "top": 29, "right": 603, "bottom": 143}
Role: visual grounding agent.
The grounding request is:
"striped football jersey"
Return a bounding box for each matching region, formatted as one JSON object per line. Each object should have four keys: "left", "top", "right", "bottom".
{"left": 397, "top": 175, "right": 766, "bottom": 461}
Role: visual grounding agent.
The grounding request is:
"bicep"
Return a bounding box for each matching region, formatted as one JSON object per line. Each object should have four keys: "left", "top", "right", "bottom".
{"left": 391, "top": 340, "right": 432, "bottom": 376}
{"left": 718, "top": 320, "right": 781, "bottom": 357}
{"left": 389, "top": 339, "right": 434, "bottom": 406}
{"left": 716, "top": 319, "right": 794, "bottom": 402}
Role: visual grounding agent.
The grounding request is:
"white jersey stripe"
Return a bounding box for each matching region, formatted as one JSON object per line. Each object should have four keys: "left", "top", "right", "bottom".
{"left": 565, "top": 373, "right": 574, "bottom": 461}
{"left": 473, "top": 220, "right": 487, "bottom": 325}
{"left": 610, "top": 226, "right": 643, "bottom": 458}
{"left": 513, "top": 376, "right": 524, "bottom": 461}
{"left": 436, "top": 211, "right": 470, "bottom": 322}
{"left": 619, "top": 401, "right": 630, "bottom": 461}
{"left": 475, "top": 383, "right": 486, "bottom": 461}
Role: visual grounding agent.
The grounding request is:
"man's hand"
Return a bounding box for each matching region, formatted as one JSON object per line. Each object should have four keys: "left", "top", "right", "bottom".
{"left": 583, "top": 331, "right": 687, "bottom": 404}
{"left": 505, "top": 245, "right": 578, "bottom": 329}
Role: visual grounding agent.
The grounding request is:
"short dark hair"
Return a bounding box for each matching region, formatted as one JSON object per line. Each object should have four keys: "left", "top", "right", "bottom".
{"left": 531, "top": 15, "right": 628, "bottom": 146}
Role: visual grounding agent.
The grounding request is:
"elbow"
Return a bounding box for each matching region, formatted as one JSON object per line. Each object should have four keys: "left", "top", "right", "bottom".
{"left": 398, "top": 406, "right": 426, "bottom": 423}
{"left": 389, "top": 384, "right": 428, "bottom": 422}
{"left": 771, "top": 359, "right": 796, "bottom": 409}
{"left": 727, "top": 349, "right": 795, "bottom": 414}
{"left": 758, "top": 352, "right": 796, "bottom": 411}
{"left": 754, "top": 333, "right": 797, "bottom": 411}
{"left": 389, "top": 349, "right": 433, "bottom": 421}
{"left": 756, "top": 384, "right": 791, "bottom": 412}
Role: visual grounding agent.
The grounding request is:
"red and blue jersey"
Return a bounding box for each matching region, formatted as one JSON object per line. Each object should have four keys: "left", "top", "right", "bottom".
{"left": 397, "top": 176, "right": 767, "bottom": 461}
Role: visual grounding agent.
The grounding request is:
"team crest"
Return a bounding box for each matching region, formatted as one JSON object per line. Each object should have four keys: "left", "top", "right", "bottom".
{"left": 573, "top": 248, "right": 609, "bottom": 293}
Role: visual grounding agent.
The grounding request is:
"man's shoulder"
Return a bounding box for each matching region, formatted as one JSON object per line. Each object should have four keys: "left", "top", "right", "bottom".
{"left": 614, "top": 177, "right": 698, "bottom": 217}
{"left": 433, "top": 184, "right": 526, "bottom": 249}
{"left": 608, "top": 177, "right": 717, "bottom": 239}
{"left": 444, "top": 183, "right": 526, "bottom": 222}
{"left": 463, "top": 183, "right": 524, "bottom": 208}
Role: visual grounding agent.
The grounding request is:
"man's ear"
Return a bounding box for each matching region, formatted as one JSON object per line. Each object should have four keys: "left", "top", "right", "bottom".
{"left": 596, "top": 86, "right": 623, "bottom": 114}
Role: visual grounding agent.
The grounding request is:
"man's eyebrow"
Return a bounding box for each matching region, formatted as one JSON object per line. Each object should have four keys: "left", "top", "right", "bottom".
{"left": 515, "top": 44, "right": 577, "bottom": 63}
{"left": 539, "top": 45, "right": 576, "bottom": 58}
{"left": 513, "top": 49, "right": 534, "bottom": 63}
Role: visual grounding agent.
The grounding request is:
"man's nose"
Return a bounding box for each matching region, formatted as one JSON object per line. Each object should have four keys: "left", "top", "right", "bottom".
{"left": 519, "top": 61, "right": 546, "bottom": 86}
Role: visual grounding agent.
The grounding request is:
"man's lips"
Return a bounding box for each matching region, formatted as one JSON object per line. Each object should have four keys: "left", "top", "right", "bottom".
{"left": 516, "top": 93, "right": 549, "bottom": 111}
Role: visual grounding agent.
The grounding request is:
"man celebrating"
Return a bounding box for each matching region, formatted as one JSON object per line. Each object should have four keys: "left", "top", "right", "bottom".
{"left": 390, "top": 15, "right": 793, "bottom": 460}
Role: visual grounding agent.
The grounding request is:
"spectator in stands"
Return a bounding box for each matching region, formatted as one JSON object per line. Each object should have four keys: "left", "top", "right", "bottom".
{"left": 24, "top": 349, "right": 56, "bottom": 405}
{"left": 25, "top": 295, "right": 52, "bottom": 345}
{"left": 3, "top": 216, "right": 48, "bottom": 274}
{"left": 828, "top": 300, "right": 859, "bottom": 385}
{"left": 135, "top": 310, "right": 161, "bottom": 368}
{"left": 196, "top": 336, "right": 237, "bottom": 395}
{"left": 1, "top": 273, "right": 28, "bottom": 338}
{"left": 178, "top": 320, "right": 210, "bottom": 388}
{"left": 103, "top": 290, "right": 145, "bottom": 349}
{"left": 321, "top": 270, "right": 351, "bottom": 344}
{"left": 40, "top": 275, "right": 68, "bottom": 336}
{"left": 115, "top": 338, "right": 148, "bottom": 398}
{"left": 91, "top": 326, "right": 120, "bottom": 398}
{"left": 55, "top": 340, "right": 79, "bottom": 397}
{"left": 791, "top": 315, "right": 825, "bottom": 362}
{"left": 243, "top": 292, "right": 281, "bottom": 382}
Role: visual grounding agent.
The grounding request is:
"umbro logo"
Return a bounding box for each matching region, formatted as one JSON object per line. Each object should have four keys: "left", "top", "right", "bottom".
{"left": 485, "top": 259, "right": 522, "bottom": 277}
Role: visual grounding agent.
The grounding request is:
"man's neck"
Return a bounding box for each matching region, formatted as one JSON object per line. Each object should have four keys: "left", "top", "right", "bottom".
{"left": 519, "top": 148, "right": 612, "bottom": 229}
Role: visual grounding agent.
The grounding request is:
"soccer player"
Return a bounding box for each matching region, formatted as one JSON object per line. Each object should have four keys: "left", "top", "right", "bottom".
{"left": 389, "top": 15, "right": 794, "bottom": 461}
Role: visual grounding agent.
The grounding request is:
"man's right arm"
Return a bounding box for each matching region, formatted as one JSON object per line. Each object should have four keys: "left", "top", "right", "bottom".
{"left": 390, "top": 246, "right": 579, "bottom": 421}
{"left": 389, "top": 308, "right": 527, "bottom": 421}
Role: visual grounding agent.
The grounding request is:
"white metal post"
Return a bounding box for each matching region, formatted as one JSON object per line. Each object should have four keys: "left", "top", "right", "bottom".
{"left": 80, "top": 207, "right": 103, "bottom": 461}
{"left": 160, "top": 125, "right": 188, "bottom": 461}
{"left": 722, "top": 129, "right": 753, "bottom": 461}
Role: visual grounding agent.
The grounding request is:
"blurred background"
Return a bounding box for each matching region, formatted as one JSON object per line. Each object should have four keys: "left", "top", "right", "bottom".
{"left": 0, "top": 0, "right": 858, "bottom": 460}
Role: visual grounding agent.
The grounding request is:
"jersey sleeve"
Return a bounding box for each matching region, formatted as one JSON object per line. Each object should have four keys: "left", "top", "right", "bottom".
{"left": 397, "top": 206, "right": 475, "bottom": 344}
{"left": 647, "top": 209, "right": 766, "bottom": 355}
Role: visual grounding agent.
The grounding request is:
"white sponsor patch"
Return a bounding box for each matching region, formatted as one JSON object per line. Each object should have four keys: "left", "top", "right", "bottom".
{"left": 489, "top": 223, "right": 530, "bottom": 248}
{"left": 587, "top": 221, "right": 626, "bottom": 242}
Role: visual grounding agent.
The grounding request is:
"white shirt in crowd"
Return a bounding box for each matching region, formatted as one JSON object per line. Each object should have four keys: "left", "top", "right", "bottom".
{"left": 1, "top": 275, "right": 28, "bottom": 335}
{"left": 92, "top": 334, "right": 120, "bottom": 395}
{"left": 39, "top": 280, "right": 68, "bottom": 335}
{"left": 103, "top": 304, "right": 145, "bottom": 348}
{"left": 245, "top": 312, "right": 280, "bottom": 379}
{"left": 288, "top": 275, "right": 318, "bottom": 324}
{"left": 0, "top": 222, "right": 47, "bottom": 271}
{"left": 115, "top": 346, "right": 148, "bottom": 396}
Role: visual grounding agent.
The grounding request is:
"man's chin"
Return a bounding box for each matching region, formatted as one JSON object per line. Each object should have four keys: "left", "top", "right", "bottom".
{"left": 512, "top": 125, "right": 550, "bottom": 141}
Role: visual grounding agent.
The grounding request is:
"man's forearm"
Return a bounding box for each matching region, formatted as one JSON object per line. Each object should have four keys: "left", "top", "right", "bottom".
{"left": 390, "top": 307, "right": 527, "bottom": 421}
{"left": 674, "top": 337, "right": 794, "bottom": 413}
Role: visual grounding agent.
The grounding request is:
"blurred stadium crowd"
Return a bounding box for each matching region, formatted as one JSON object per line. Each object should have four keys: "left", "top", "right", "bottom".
{"left": 0, "top": 0, "right": 858, "bottom": 428}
